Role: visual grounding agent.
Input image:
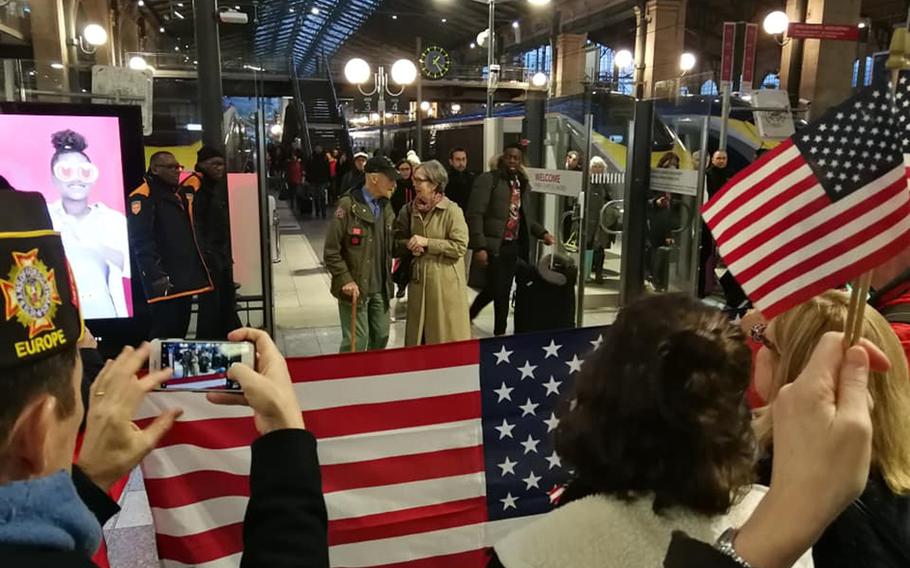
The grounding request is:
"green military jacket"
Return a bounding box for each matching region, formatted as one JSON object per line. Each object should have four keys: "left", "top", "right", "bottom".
{"left": 323, "top": 187, "right": 395, "bottom": 303}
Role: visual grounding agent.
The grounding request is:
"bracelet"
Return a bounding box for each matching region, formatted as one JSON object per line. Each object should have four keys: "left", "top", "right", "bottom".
{"left": 715, "top": 528, "right": 753, "bottom": 568}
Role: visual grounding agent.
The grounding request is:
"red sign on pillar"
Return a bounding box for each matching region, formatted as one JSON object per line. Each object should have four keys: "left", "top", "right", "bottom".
{"left": 720, "top": 22, "right": 736, "bottom": 86}
{"left": 787, "top": 23, "right": 861, "bottom": 41}
{"left": 741, "top": 23, "right": 759, "bottom": 91}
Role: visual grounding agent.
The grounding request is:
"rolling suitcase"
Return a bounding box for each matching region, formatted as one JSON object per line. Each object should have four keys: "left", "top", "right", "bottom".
{"left": 514, "top": 253, "right": 577, "bottom": 333}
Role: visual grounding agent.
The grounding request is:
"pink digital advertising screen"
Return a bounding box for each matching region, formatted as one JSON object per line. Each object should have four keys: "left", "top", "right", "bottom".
{"left": 0, "top": 114, "right": 133, "bottom": 319}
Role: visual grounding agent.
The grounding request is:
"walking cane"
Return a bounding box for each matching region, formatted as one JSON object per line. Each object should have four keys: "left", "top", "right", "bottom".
{"left": 349, "top": 293, "right": 358, "bottom": 353}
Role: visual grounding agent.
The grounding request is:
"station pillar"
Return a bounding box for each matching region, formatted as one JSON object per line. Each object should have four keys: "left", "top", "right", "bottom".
{"left": 29, "top": 0, "right": 72, "bottom": 93}
{"left": 193, "top": 0, "right": 225, "bottom": 150}
{"left": 554, "top": 33, "right": 587, "bottom": 97}
{"left": 642, "top": 0, "right": 687, "bottom": 97}
{"left": 779, "top": 0, "right": 862, "bottom": 120}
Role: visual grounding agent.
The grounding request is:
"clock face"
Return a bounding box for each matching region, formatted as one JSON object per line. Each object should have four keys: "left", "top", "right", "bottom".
{"left": 420, "top": 46, "right": 451, "bottom": 80}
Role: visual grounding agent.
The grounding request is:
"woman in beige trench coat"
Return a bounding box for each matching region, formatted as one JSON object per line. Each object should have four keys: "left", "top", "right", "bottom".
{"left": 394, "top": 160, "right": 471, "bottom": 346}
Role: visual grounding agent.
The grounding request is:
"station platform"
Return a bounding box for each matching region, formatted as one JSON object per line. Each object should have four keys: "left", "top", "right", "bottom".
{"left": 270, "top": 199, "right": 620, "bottom": 357}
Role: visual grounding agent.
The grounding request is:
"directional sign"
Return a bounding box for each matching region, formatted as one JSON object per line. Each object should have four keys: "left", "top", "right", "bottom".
{"left": 787, "top": 23, "right": 860, "bottom": 41}
{"left": 741, "top": 23, "right": 759, "bottom": 91}
{"left": 527, "top": 168, "right": 583, "bottom": 198}
{"left": 720, "top": 22, "right": 736, "bottom": 86}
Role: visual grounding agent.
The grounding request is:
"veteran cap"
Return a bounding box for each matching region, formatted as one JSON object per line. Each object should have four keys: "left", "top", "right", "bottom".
{"left": 0, "top": 191, "right": 83, "bottom": 369}
{"left": 364, "top": 156, "right": 401, "bottom": 181}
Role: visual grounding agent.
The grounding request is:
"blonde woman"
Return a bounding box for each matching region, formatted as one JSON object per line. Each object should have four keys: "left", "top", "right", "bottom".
{"left": 751, "top": 290, "right": 910, "bottom": 567}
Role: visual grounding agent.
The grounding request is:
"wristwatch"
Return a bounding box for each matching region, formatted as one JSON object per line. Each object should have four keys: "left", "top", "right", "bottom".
{"left": 715, "top": 528, "right": 753, "bottom": 568}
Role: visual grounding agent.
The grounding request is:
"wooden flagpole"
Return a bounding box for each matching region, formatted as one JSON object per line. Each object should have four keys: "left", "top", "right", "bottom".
{"left": 845, "top": 27, "right": 910, "bottom": 346}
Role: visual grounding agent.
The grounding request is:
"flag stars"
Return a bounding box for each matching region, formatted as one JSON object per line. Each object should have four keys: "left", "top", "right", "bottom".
{"left": 494, "top": 382, "right": 514, "bottom": 402}
{"left": 498, "top": 456, "right": 518, "bottom": 476}
{"left": 566, "top": 355, "right": 584, "bottom": 374}
{"left": 519, "top": 398, "right": 540, "bottom": 417}
{"left": 517, "top": 361, "right": 538, "bottom": 380}
{"left": 590, "top": 335, "right": 603, "bottom": 349}
{"left": 494, "top": 346, "right": 513, "bottom": 365}
{"left": 545, "top": 452, "right": 562, "bottom": 469}
{"left": 542, "top": 376, "right": 562, "bottom": 396}
{"left": 834, "top": 183, "right": 843, "bottom": 192}
{"left": 542, "top": 340, "right": 562, "bottom": 359}
{"left": 544, "top": 412, "right": 560, "bottom": 432}
{"left": 495, "top": 419, "right": 516, "bottom": 440}
{"left": 851, "top": 174, "right": 861, "bottom": 182}
{"left": 500, "top": 493, "right": 519, "bottom": 511}
{"left": 521, "top": 434, "right": 541, "bottom": 454}
{"left": 523, "top": 471, "right": 542, "bottom": 490}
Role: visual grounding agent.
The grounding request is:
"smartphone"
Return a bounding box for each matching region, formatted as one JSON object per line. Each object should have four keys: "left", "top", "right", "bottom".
{"left": 150, "top": 339, "right": 255, "bottom": 392}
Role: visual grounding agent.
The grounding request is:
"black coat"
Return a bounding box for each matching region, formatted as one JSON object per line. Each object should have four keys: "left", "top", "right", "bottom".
{"left": 0, "top": 430, "right": 328, "bottom": 568}
{"left": 447, "top": 168, "right": 476, "bottom": 212}
{"left": 128, "top": 174, "right": 213, "bottom": 302}
{"left": 306, "top": 154, "right": 332, "bottom": 185}
{"left": 811, "top": 474, "right": 910, "bottom": 568}
{"left": 466, "top": 170, "right": 547, "bottom": 260}
{"left": 187, "top": 172, "right": 233, "bottom": 273}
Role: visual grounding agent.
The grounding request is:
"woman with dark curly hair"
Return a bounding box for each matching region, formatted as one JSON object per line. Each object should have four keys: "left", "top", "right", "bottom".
{"left": 490, "top": 294, "right": 813, "bottom": 568}
{"left": 46, "top": 129, "right": 130, "bottom": 319}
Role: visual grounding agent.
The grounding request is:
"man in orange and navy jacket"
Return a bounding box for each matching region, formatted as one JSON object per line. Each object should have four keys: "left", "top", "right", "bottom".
{"left": 128, "top": 151, "right": 212, "bottom": 339}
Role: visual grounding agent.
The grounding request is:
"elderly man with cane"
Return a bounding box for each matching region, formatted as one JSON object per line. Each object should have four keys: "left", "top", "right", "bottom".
{"left": 324, "top": 156, "right": 398, "bottom": 352}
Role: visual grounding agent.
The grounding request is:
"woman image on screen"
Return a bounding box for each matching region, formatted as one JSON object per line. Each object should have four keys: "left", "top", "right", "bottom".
{"left": 46, "top": 129, "right": 130, "bottom": 319}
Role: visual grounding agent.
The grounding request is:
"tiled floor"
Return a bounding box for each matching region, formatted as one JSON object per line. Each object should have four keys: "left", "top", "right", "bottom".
{"left": 106, "top": 198, "right": 620, "bottom": 566}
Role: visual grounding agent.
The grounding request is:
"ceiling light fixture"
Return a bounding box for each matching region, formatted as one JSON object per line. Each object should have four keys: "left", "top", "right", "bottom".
{"left": 159, "top": 26, "right": 165, "bottom": 32}
{"left": 441, "top": 18, "right": 447, "bottom": 23}
{"left": 128, "top": 56, "right": 148, "bottom": 70}
{"left": 174, "top": 10, "right": 185, "bottom": 19}
{"left": 311, "top": 7, "right": 320, "bottom": 14}
{"left": 512, "top": 21, "right": 519, "bottom": 28}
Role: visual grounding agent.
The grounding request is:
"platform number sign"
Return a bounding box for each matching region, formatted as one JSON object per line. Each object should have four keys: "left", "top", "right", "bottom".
{"left": 420, "top": 45, "right": 451, "bottom": 80}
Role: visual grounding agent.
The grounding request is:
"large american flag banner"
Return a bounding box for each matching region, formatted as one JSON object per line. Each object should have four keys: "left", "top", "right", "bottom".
{"left": 703, "top": 78, "right": 910, "bottom": 318}
{"left": 135, "top": 327, "right": 603, "bottom": 567}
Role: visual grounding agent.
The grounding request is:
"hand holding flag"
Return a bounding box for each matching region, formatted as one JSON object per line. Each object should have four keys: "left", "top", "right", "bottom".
{"left": 703, "top": 79, "right": 910, "bottom": 318}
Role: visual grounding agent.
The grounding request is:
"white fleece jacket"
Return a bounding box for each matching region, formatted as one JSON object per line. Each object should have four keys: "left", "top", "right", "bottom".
{"left": 494, "top": 485, "right": 814, "bottom": 568}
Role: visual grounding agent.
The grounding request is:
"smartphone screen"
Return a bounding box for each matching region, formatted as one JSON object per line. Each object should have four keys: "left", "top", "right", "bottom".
{"left": 151, "top": 340, "right": 254, "bottom": 392}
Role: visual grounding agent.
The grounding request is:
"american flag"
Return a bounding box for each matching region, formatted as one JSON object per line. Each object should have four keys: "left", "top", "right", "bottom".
{"left": 135, "top": 327, "right": 603, "bottom": 567}
{"left": 896, "top": 71, "right": 910, "bottom": 175}
{"left": 703, "top": 79, "right": 910, "bottom": 318}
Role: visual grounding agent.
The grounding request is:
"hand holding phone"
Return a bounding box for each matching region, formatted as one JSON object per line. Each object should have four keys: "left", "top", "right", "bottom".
{"left": 77, "top": 343, "right": 183, "bottom": 490}
{"left": 207, "top": 328, "right": 305, "bottom": 435}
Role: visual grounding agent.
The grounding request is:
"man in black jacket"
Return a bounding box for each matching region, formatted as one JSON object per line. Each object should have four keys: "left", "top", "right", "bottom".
{"left": 128, "top": 151, "right": 212, "bottom": 339}
{"left": 186, "top": 146, "right": 242, "bottom": 339}
{"left": 466, "top": 144, "right": 554, "bottom": 336}
{"left": 305, "top": 145, "right": 332, "bottom": 219}
{"left": 446, "top": 147, "right": 475, "bottom": 212}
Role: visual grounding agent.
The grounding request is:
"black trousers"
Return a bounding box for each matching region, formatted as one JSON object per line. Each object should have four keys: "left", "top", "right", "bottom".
{"left": 197, "top": 267, "right": 243, "bottom": 340}
{"left": 470, "top": 241, "right": 519, "bottom": 336}
{"left": 148, "top": 296, "right": 193, "bottom": 339}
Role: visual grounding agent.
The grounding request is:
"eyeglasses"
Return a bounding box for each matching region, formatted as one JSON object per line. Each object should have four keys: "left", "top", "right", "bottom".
{"left": 53, "top": 162, "right": 99, "bottom": 184}
{"left": 413, "top": 176, "right": 431, "bottom": 184}
{"left": 751, "top": 323, "right": 779, "bottom": 354}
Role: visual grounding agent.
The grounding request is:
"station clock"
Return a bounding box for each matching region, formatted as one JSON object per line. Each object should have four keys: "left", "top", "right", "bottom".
{"left": 420, "top": 45, "right": 451, "bottom": 80}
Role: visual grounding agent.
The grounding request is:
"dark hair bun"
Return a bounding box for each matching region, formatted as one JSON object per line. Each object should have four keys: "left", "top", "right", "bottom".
{"left": 51, "top": 130, "right": 88, "bottom": 153}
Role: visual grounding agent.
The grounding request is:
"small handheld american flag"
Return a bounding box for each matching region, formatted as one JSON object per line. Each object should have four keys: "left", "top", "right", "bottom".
{"left": 703, "top": 78, "right": 910, "bottom": 318}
